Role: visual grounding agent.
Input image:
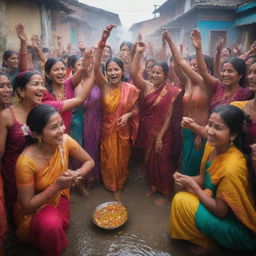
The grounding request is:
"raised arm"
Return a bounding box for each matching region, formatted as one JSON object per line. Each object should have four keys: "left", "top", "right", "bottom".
{"left": 162, "top": 28, "right": 204, "bottom": 86}
{"left": 15, "top": 24, "right": 32, "bottom": 72}
{"left": 31, "top": 35, "right": 47, "bottom": 66}
{"left": 214, "top": 37, "right": 224, "bottom": 78}
{"left": 94, "top": 24, "right": 115, "bottom": 88}
{"left": 239, "top": 41, "right": 256, "bottom": 60}
{"left": 70, "top": 48, "right": 93, "bottom": 88}
{"left": 61, "top": 52, "right": 95, "bottom": 112}
{"left": 191, "top": 29, "right": 219, "bottom": 93}
{"left": 131, "top": 41, "right": 148, "bottom": 92}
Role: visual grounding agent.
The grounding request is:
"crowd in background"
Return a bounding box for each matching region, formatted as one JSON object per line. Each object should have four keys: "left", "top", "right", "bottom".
{"left": 0, "top": 23, "right": 256, "bottom": 255}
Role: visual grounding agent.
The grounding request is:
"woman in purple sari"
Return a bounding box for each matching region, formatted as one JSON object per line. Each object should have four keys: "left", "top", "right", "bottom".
{"left": 131, "top": 41, "right": 182, "bottom": 205}
{"left": 83, "top": 85, "right": 102, "bottom": 187}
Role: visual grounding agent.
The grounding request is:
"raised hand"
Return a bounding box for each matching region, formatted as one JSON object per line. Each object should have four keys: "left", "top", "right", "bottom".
{"left": 15, "top": 23, "right": 27, "bottom": 43}
{"left": 191, "top": 29, "right": 202, "bottom": 50}
{"left": 216, "top": 37, "right": 225, "bottom": 53}
{"left": 135, "top": 41, "right": 146, "bottom": 53}
{"left": 137, "top": 32, "right": 143, "bottom": 42}
{"left": 31, "top": 34, "right": 40, "bottom": 49}
{"left": 81, "top": 48, "right": 94, "bottom": 72}
{"left": 181, "top": 117, "right": 196, "bottom": 129}
{"left": 101, "top": 24, "right": 116, "bottom": 42}
{"left": 78, "top": 40, "right": 86, "bottom": 52}
{"left": 232, "top": 43, "right": 241, "bottom": 56}
{"left": 161, "top": 27, "right": 170, "bottom": 41}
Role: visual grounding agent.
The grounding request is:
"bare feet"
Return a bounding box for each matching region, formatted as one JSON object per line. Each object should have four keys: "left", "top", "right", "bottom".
{"left": 75, "top": 183, "right": 90, "bottom": 196}
{"left": 153, "top": 196, "right": 168, "bottom": 206}
{"left": 113, "top": 191, "right": 121, "bottom": 202}
{"left": 190, "top": 244, "right": 218, "bottom": 255}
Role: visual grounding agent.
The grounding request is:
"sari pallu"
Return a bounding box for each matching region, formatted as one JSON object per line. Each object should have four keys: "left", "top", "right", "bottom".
{"left": 100, "top": 82, "right": 139, "bottom": 192}
{"left": 14, "top": 135, "right": 78, "bottom": 241}
{"left": 171, "top": 144, "right": 256, "bottom": 251}
{"left": 138, "top": 84, "right": 181, "bottom": 195}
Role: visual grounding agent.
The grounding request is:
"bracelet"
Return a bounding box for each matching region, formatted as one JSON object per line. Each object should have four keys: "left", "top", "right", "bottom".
{"left": 98, "top": 40, "right": 106, "bottom": 49}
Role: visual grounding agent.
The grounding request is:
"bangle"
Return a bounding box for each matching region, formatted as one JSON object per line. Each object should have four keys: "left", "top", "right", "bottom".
{"left": 98, "top": 40, "right": 106, "bottom": 49}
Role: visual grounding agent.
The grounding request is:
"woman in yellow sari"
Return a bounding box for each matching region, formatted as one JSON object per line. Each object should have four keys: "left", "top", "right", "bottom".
{"left": 94, "top": 25, "right": 139, "bottom": 200}
{"left": 170, "top": 105, "right": 256, "bottom": 254}
{"left": 14, "top": 105, "right": 94, "bottom": 256}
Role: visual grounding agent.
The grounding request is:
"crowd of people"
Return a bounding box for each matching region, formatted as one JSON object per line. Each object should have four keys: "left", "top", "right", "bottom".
{"left": 0, "top": 22, "right": 256, "bottom": 255}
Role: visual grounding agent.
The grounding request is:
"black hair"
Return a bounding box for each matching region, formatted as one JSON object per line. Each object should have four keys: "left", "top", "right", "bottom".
{"left": 0, "top": 72, "right": 9, "bottom": 79}
{"left": 189, "top": 54, "right": 214, "bottom": 75}
{"left": 105, "top": 57, "right": 126, "bottom": 81}
{"left": 13, "top": 71, "right": 41, "bottom": 96}
{"left": 27, "top": 45, "right": 38, "bottom": 62}
{"left": 2, "top": 50, "right": 18, "bottom": 67}
{"left": 44, "top": 58, "right": 66, "bottom": 93}
{"left": 222, "top": 57, "right": 247, "bottom": 87}
{"left": 152, "top": 61, "right": 169, "bottom": 78}
{"left": 41, "top": 47, "right": 49, "bottom": 53}
{"left": 212, "top": 104, "right": 256, "bottom": 207}
{"left": 67, "top": 55, "right": 80, "bottom": 69}
{"left": 120, "top": 41, "right": 133, "bottom": 51}
{"left": 26, "top": 104, "right": 58, "bottom": 145}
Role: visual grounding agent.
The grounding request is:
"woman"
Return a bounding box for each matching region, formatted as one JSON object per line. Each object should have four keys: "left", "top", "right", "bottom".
{"left": 170, "top": 105, "right": 256, "bottom": 254}
{"left": 0, "top": 58, "right": 95, "bottom": 214}
{"left": 42, "top": 49, "right": 92, "bottom": 132}
{"left": 163, "top": 28, "right": 210, "bottom": 176}
{"left": 231, "top": 60, "right": 256, "bottom": 165}
{"left": 95, "top": 25, "right": 139, "bottom": 200}
{"left": 119, "top": 41, "right": 133, "bottom": 82}
{"left": 131, "top": 41, "right": 182, "bottom": 204}
{"left": 191, "top": 29, "right": 251, "bottom": 111}
{"left": 14, "top": 104, "right": 94, "bottom": 256}
{"left": 0, "top": 73, "right": 12, "bottom": 256}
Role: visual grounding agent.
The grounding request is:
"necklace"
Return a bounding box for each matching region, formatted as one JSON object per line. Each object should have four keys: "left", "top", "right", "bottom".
{"left": 53, "top": 86, "right": 65, "bottom": 101}
{"left": 39, "top": 144, "right": 51, "bottom": 166}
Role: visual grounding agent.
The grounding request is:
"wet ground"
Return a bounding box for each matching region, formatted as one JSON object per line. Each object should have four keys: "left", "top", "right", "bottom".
{"left": 4, "top": 161, "right": 254, "bottom": 256}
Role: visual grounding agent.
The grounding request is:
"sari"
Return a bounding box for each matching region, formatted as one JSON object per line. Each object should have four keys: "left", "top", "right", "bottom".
{"left": 100, "top": 82, "right": 139, "bottom": 192}
{"left": 83, "top": 86, "right": 102, "bottom": 184}
{"left": 14, "top": 135, "right": 79, "bottom": 254}
{"left": 42, "top": 78, "right": 74, "bottom": 132}
{"left": 136, "top": 84, "right": 182, "bottom": 195}
{"left": 0, "top": 175, "right": 7, "bottom": 256}
{"left": 210, "top": 82, "right": 251, "bottom": 111}
{"left": 170, "top": 144, "right": 256, "bottom": 251}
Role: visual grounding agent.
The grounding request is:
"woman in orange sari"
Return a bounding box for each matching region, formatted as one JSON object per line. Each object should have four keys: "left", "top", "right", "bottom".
{"left": 94, "top": 25, "right": 139, "bottom": 200}
{"left": 14, "top": 105, "right": 94, "bottom": 256}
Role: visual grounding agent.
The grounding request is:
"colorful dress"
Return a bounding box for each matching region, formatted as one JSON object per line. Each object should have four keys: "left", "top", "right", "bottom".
{"left": 83, "top": 86, "right": 102, "bottom": 184}
{"left": 0, "top": 175, "right": 7, "bottom": 255}
{"left": 42, "top": 78, "right": 74, "bottom": 132}
{"left": 1, "top": 107, "right": 26, "bottom": 213}
{"left": 170, "top": 144, "right": 256, "bottom": 251}
{"left": 100, "top": 82, "right": 139, "bottom": 192}
{"left": 14, "top": 134, "right": 79, "bottom": 256}
{"left": 210, "top": 82, "right": 251, "bottom": 111}
{"left": 136, "top": 84, "right": 182, "bottom": 195}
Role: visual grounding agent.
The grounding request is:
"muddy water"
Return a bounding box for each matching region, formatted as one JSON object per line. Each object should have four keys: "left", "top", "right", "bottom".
{"left": 4, "top": 164, "right": 251, "bottom": 256}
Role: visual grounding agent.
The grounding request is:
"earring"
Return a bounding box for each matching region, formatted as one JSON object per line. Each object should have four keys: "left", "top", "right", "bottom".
{"left": 38, "top": 138, "right": 42, "bottom": 146}
{"left": 230, "top": 137, "right": 234, "bottom": 146}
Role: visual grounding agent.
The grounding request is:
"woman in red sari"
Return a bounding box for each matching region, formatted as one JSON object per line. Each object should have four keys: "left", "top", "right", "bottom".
{"left": 0, "top": 72, "right": 12, "bottom": 256}
{"left": 131, "top": 41, "right": 182, "bottom": 205}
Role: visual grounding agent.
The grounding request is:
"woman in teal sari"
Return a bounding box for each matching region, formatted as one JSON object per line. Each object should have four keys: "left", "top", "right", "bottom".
{"left": 170, "top": 105, "right": 256, "bottom": 254}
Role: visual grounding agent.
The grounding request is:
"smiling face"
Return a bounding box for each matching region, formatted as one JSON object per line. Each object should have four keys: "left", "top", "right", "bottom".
{"left": 206, "top": 112, "right": 233, "bottom": 152}
{"left": 220, "top": 62, "right": 241, "bottom": 87}
{"left": 0, "top": 75, "right": 12, "bottom": 106}
{"left": 49, "top": 61, "right": 67, "bottom": 85}
{"left": 102, "top": 47, "right": 112, "bottom": 62}
{"left": 150, "top": 65, "right": 165, "bottom": 86}
{"left": 5, "top": 53, "right": 19, "bottom": 70}
{"left": 18, "top": 74, "right": 46, "bottom": 105}
{"left": 40, "top": 112, "right": 65, "bottom": 146}
{"left": 190, "top": 58, "right": 199, "bottom": 73}
{"left": 106, "top": 61, "right": 124, "bottom": 86}
{"left": 247, "top": 63, "right": 256, "bottom": 92}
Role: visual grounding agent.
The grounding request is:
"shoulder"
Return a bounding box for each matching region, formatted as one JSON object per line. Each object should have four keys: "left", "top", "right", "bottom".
{"left": 230, "top": 100, "right": 248, "bottom": 109}
{"left": 122, "top": 82, "right": 140, "bottom": 95}
{"left": 0, "top": 107, "right": 12, "bottom": 126}
{"left": 16, "top": 152, "right": 37, "bottom": 170}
